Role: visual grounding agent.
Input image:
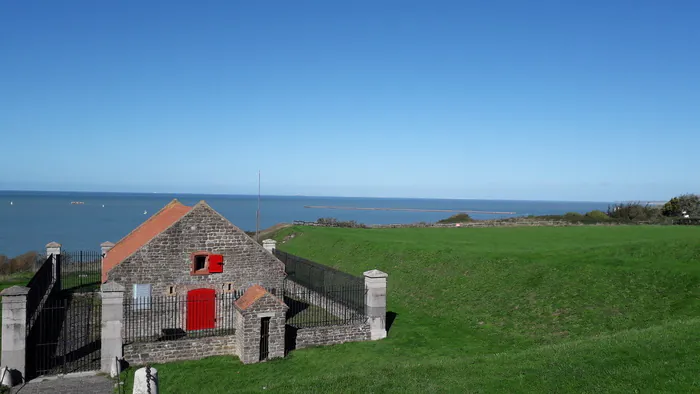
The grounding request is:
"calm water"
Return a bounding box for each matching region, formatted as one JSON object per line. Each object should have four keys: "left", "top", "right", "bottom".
{"left": 0, "top": 191, "right": 610, "bottom": 256}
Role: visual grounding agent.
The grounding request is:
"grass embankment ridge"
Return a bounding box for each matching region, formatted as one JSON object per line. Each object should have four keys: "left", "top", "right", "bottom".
{"left": 124, "top": 225, "right": 700, "bottom": 392}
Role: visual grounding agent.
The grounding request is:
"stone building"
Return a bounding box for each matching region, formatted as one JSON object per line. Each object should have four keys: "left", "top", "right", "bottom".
{"left": 102, "top": 199, "right": 286, "bottom": 299}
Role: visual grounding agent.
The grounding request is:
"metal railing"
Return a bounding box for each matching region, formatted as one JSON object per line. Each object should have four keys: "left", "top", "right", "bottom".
{"left": 123, "top": 292, "right": 241, "bottom": 344}
{"left": 26, "top": 254, "right": 58, "bottom": 328}
{"left": 284, "top": 279, "right": 366, "bottom": 328}
{"left": 274, "top": 249, "right": 364, "bottom": 291}
{"left": 60, "top": 250, "right": 102, "bottom": 292}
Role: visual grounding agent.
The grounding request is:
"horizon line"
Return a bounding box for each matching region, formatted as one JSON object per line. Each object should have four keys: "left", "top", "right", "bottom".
{"left": 0, "top": 188, "right": 630, "bottom": 204}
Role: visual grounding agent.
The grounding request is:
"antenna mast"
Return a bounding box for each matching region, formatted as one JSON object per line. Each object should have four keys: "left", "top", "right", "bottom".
{"left": 256, "top": 170, "right": 261, "bottom": 242}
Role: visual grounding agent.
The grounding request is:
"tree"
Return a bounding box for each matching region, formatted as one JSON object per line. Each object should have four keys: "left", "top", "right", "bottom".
{"left": 661, "top": 194, "right": 700, "bottom": 217}
{"left": 607, "top": 202, "right": 660, "bottom": 222}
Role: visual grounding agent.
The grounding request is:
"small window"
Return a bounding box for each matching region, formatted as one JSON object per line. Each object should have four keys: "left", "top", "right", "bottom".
{"left": 166, "top": 285, "right": 175, "bottom": 296}
{"left": 194, "top": 255, "right": 207, "bottom": 271}
{"left": 133, "top": 284, "right": 152, "bottom": 310}
{"left": 191, "top": 252, "right": 224, "bottom": 275}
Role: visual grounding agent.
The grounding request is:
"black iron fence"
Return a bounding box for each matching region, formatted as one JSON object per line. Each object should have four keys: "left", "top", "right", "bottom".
{"left": 124, "top": 292, "right": 241, "bottom": 344}
{"left": 26, "top": 254, "right": 58, "bottom": 327}
{"left": 274, "top": 249, "right": 366, "bottom": 327}
{"left": 284, "top": 279, "right": 366, "bottom": 328}
{"left": 60, "top": 250, "right": 102, "bottom": 292}
{"left": 25, "top": 294, "right": 102, "bottom": 379}
{"left": 274, "top": 249, "right": 364, "bottom": 291}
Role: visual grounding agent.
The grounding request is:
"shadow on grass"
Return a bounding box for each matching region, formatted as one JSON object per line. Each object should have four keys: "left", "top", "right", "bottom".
{"left": 284, "top": 325, "right": 298, "bottom": 356}
{"left": 386, "top": 311, "right": 397, "bottom": 333}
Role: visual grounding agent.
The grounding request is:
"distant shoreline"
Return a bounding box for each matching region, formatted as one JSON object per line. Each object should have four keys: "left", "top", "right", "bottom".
{"left": 304, "top": 205, "right": 516, "bottom": 215}
{"left": 0, "top": 190, "right": 616, "bottom": 204}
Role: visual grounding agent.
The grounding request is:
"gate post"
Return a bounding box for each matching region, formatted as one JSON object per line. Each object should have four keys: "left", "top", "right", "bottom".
{"left": 363, "top": 270, "right": 388, "bottom": 340}
{"left": 100, "top": 282, "right": 125, "bottom": 375}
{"left": 262, "top": 239, "right": 277, "bottom": 253}
{"left": 45, "top": 242, "right": 61, "bottom": 281}
{"left": 1, "top": 286, "right": 30, "bottom": 384}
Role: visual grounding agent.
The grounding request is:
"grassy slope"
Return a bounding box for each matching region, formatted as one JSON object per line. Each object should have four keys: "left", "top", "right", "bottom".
{"left": 0, "top": 271, "right": 34, "bottom": 292}
{"left": 123, "top": 226, "right": 700, "bottom": 393}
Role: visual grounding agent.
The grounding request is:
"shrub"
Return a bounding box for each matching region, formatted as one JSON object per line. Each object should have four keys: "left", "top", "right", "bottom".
{"left": 607, "top": 202, "right": 661, "bottom": 222}
{"left": 316, "top": 217, "right": 367, "bottom": 228}
{"left": 437, "top": 213, "right": 473, "bottom": 224}
{"left": 564, "top": 212, "right": 584, "bottom": 218}
{"left": 585, "top": 210, "right": 610, "bottom": 221}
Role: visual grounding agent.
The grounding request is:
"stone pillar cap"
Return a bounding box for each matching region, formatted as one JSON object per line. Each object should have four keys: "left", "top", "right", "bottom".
{"left": 1, "top": 286, "right": 30, "bottom": 296}
{"left": 46, "top": 241, "right": 61, "bottom": 248}
{"left": 363, "top": 269, "right": 388, "bottom": 278}
{"left": 262, "top": 239, "right": 277, "bottom": 244}
{"left": 100, "top": 241, "right": 115, "bottom": 247}
{"left": 101, "top": 282, "right": 125, "bottom": 292}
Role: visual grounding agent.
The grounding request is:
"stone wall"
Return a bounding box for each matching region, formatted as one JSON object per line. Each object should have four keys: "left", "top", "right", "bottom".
{"left": 294, "top": 323, "right": 370, "bottom": 349}
{"left": 123, "top": 335, "right": 237, "bottom": 365}
{"left": 107, "top": 202, "right": 286, "bottom": 298}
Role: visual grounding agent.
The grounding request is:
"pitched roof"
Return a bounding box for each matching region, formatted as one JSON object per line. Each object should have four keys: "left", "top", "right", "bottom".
{"left": 101, "top": 199, "right": 192, "bottom": 282}
{"left": 234, "top": 285, "right": 268, "bottom": 311}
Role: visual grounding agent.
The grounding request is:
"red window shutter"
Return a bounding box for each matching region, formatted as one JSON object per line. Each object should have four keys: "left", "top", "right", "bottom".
{"left": 209, "top": 254, "right": 224, "bottom": 273}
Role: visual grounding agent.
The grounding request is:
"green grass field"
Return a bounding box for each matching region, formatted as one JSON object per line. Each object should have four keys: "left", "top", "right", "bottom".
{"left": 118, "top": 225, "right": 698, "bottom": 392}
{"left": 0, "top": 271, "right": 35, "bottom": 292}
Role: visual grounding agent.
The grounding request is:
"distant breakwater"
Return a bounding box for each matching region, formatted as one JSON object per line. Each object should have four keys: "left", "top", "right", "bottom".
{"left": 303, "top": 206, "right": 516, "bottom": 215}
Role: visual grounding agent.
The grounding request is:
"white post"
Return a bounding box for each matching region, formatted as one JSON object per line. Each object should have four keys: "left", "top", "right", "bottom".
{"left": 133, "top": 366, "right": 158, "bottom": 394}
{"left": 1, "top": 286, "right": 29, "bottom": 384}
{"left": 364, "top": 269, "right": 388, "bottom": 340}
{"left": 262, "top": 239, "right": 277, "bottom": 254}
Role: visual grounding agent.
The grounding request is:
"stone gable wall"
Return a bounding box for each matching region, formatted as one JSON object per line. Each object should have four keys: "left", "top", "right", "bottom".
{"left": 107, "top": 203, "right": 286, "bottom": 298}
{"left": 123, "top": 335, "right": 236, "bottom": 365}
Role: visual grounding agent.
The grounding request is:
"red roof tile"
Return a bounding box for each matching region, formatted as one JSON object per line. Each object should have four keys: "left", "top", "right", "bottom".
{"left": 102, "top": 199, "right": 191, "bottom": 282}
{"left": 235, "top": 285, "right": 268, "bottom": 311}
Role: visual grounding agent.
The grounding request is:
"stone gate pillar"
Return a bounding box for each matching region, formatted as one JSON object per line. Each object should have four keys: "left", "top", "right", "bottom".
{"left": 45, "top": 242, "right": 61, "bottom": 280}
{"left": 101, "top": 282, "right": 125, "bottom": 375}
{"left": 262, "top": 239, "right": 277, "bottom": 254}
{"left": 100, "top": 242, "right": 115, "bottom": 260}
{"left": 1, "top": 286, "right": 29, "bottom": 383}
{"left": 364, "top": 269, "right": 388, "bottom": 340}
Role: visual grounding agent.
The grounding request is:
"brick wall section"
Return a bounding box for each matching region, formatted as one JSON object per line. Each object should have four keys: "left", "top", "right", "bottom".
{"left": 107, "top": 202, "right": 286, "bottom": 298}
{"left": 295, "top": 323, "right": 371, "bottom": 349}
{"left": 123, "top": 335, "right": 236, "bottom": 365}
{"left": 235, "top": 292, "right": 287, "bottom": 364}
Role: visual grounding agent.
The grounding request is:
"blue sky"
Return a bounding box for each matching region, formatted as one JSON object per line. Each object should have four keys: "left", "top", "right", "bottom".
{"left": 1, "top": 0, "right": 698, "bottom": 201}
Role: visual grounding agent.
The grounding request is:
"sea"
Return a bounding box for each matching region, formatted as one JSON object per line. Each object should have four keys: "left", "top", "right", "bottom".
{"left": 0, "top": 190, "right": 611, "bottom": 257}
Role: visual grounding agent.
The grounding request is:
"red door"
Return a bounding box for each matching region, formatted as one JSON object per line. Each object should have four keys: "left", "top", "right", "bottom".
{"left": 187, "top": 288, "right": 216, "bottom": 331}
